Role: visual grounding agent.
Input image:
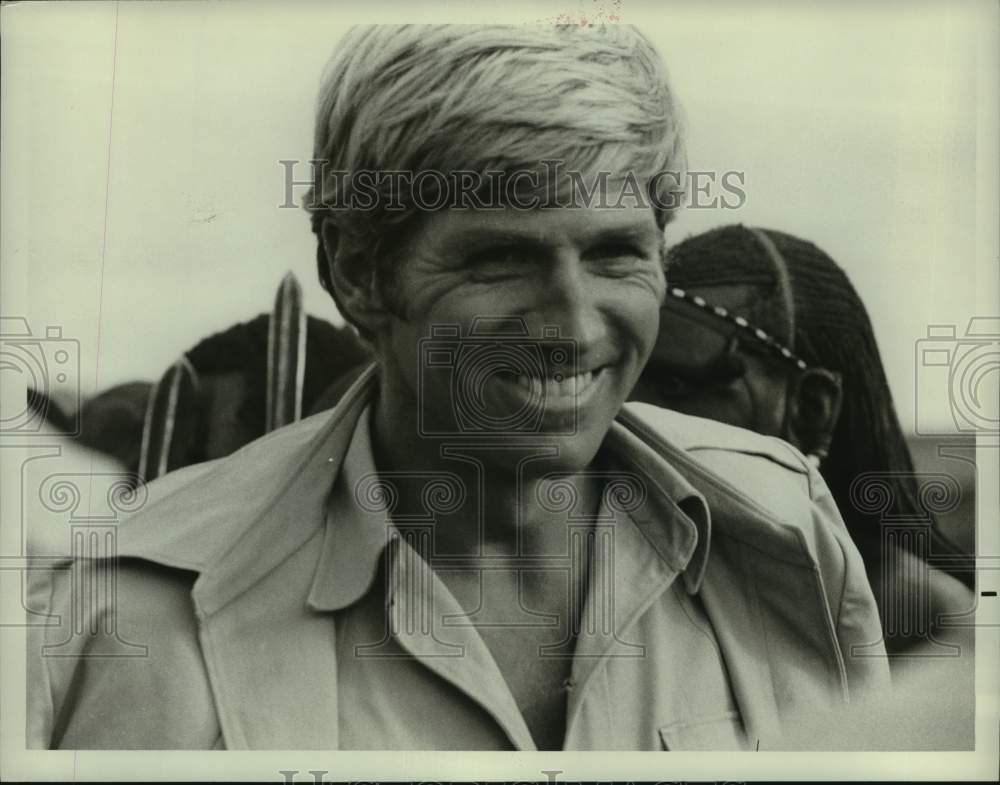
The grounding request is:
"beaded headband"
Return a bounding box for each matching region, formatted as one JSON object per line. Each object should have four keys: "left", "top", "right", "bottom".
{"left": 665, "top": 286, "right": 809, "bottom": 371}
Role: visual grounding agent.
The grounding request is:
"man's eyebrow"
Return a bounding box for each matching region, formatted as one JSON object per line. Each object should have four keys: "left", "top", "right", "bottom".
{"left": 448, "top": 228, "right": 548, "bottom": 247}
{"left": 584, "top": 224, "right": 660, "bottom": 244}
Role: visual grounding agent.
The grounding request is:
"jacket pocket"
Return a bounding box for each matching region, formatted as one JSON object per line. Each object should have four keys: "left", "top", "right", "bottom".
{"left": 658, "top": 711, "right": 749, "bottom": 750}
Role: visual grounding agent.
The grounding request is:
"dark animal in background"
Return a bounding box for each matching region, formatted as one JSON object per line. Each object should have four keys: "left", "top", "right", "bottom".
{"left": 77, "top": 381, "right": 152, "bottom": 473}
{"left": 65, "top": 273, "right": 371, "bottom": 481}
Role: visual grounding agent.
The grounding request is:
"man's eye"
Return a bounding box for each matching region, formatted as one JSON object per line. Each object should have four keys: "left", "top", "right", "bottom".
{"left": 587, "top": 243, "right": 652, "bottom": 277}
{"left": 465, "top": 246, "right": 536, "bottom": 279}
{"left": 587, "top": 243, "right": 649, "bottom": 259}
{"left": 593, "top": 242, "right": 647, "bottom": 259}
{"left": 468, "top": 247, "right": 524, "bottom": 264}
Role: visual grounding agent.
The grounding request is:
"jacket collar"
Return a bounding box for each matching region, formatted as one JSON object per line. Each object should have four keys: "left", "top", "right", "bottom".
{"left": 115, "top": 363, "right": 379, "bottom": 617}
{"left": 305, "top": 398, "right": 389, "bottom": 613}
{"left": 603, "top": 417, "right": 711, "bottom": 595}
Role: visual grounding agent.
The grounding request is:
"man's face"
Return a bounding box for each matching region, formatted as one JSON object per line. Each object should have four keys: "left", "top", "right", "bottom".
{"left": 629, "top": 283, "right": 791, "bottom": 436}
{"left": 376, "top": 202, "right": 666, "bottom": 472}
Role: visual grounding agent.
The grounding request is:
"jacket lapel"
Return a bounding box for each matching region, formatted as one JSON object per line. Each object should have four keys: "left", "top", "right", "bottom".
{"left": 192, "top": 365, "right": 379, "bottom": 749}
{"left": 114, "top": 364, "right": 379, "bottom": 749}
{"left": 197, "top": 529, "right": 342, "bottom": 749}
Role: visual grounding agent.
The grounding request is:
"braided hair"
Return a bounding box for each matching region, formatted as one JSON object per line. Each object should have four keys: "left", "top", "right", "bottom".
{"left": 665, "top": 224, "right": 973, "bottom": 588}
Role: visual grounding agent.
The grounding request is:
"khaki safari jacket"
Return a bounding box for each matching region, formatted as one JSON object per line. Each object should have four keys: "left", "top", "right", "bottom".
{"left": 26, "top": 366, "right": 890, "bottom": 750}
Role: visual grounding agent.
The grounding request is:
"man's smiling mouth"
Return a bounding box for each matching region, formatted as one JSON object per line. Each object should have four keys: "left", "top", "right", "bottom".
{"left": 510, "top": 367, "right": 605, "bottom": 398}
{"left": 487, "top": 365, "right": 612, "bottom": 410}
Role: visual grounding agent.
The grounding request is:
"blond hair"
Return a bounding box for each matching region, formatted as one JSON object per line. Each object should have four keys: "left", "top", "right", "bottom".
{"left": 304, "top": 24, "right": 687, "bottom": 324}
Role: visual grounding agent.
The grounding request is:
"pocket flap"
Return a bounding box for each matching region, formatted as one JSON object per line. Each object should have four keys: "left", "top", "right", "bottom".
{"left": 659, "top": 711, "right": 749, "bottom": 750}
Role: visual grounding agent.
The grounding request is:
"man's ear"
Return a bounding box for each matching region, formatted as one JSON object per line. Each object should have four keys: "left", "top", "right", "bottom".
{"left": 784, "top": 368, "right": 843, "bottom": 461}
{"left": 320, "top": 220, "right": 391, "bottom": 334}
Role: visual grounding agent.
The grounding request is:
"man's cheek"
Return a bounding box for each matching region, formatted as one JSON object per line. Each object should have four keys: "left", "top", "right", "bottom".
{"left": 633, "top": 260, "right": 666, "bottom": 299}
{"left": 415, "top": 285, "right": 497, "bottom": 329}
{"left": 628, "top": 292, "right": 666, "bottom": 358}
{"left": 651, "top": 263, "right": 667, "bottom": 301}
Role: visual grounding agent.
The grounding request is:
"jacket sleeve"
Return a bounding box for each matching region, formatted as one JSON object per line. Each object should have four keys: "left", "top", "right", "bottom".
{"left": 804, "top": 462, "right": 893, "bottom": 702}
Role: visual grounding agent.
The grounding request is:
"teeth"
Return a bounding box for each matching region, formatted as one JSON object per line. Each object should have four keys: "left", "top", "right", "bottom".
{"left": 512, "top": 369, "right": 599, "bottom": 397}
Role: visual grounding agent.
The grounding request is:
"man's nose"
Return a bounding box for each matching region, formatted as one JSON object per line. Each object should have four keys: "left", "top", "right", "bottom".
{"left": 543, "top": 254, "right": 605, "bottom": 347}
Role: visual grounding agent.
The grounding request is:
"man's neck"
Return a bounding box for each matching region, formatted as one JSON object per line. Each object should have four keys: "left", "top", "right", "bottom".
{"left": 370, "top": 388, "right": 605, "bottom": 559}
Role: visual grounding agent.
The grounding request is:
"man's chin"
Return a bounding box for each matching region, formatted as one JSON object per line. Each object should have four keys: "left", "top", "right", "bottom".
{"left": 518, "top": 430, "right": 607, "bottom": 474}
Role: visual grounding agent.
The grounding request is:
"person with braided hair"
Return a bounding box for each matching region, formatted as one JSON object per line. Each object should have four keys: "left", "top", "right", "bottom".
{"left": 630, "top": 224, "right": 975, "bottom": 659}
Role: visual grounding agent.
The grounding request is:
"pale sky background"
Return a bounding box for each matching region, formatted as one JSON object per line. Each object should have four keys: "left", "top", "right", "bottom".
{"left": 3, "top": 0, "right": 997, "bottom": 431}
